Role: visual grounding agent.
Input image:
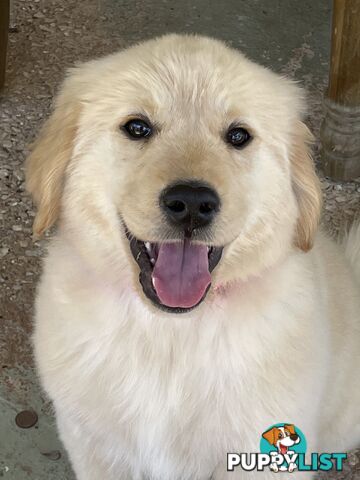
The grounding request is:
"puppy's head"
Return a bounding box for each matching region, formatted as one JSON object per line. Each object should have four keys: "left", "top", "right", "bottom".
{"left": 262, "top": 425, "right": 300, "bottom": 453}
{"left": 26, "top": 35, "right": 321, "bottom": 313}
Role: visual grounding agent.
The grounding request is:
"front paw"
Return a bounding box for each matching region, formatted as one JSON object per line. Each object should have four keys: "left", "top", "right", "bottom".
{"left": 270, "top": 463, "right": 279, "bottom": 473}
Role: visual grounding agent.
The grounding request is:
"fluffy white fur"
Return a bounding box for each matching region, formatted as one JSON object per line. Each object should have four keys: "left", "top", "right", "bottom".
{"left": 27, "top": 35, "right": 360, "bottom": 479}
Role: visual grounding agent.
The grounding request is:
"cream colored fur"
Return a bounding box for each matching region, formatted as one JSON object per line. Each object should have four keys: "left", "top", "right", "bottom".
{"left": 27, "top": 35, "right": 360, "bottom": 479}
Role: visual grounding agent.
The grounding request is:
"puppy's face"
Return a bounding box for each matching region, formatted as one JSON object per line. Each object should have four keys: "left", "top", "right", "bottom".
{"left": 262, "top": 425, "right": 300, "bottom": 454}
{"left": 26, "top": 35, "right": 321, "bottom": 313}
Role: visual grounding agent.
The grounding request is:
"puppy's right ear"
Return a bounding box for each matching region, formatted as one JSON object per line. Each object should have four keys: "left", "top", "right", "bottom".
{"left": 26, "top": 76, "right": 81, "bottom": 238}
{"left": 262, "top": 427, "right": 277, "bottom": 445}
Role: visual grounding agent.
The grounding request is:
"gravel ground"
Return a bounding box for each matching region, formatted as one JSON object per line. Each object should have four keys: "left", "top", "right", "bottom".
{"left": 0, "top": 0, "right": 359, "bottom": 478}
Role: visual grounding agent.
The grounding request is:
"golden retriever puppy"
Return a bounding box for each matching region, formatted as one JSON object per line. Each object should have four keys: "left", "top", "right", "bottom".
{"left": 26, "top": 34, "right": 360, "bottom": 479}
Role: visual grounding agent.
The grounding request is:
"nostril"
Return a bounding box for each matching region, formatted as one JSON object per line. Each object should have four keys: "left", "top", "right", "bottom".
{"left": 166, "top": 200, "right": 186, "bottom": 213}
{"left": 199, "top": 202, "right": 216, "bottom": 215}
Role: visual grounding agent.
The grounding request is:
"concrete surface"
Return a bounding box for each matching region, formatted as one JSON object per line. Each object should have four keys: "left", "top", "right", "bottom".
{"left": 0, "top": 0, "right": 359, "bottom": 478}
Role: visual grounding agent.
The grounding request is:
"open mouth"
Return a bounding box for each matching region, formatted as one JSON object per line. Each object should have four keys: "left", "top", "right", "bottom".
{"left": 126, "top": 229, "right": 223, "bottom": 313}
{"left": 279, "top": 444, "right": 288, "bottom": 455}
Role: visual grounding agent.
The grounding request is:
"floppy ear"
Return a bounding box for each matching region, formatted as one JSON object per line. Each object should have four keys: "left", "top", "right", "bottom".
{"left": 284, "top": 424, "right": 296, "bottom": 435}
{"left": 290, "top": 122, "right": 322, "bottom": 252}
{"left": 26, "top": 77, "right": 81, "bottom": 238}
{"left": 262, "top": 427, "right": 277, "bottom": 445}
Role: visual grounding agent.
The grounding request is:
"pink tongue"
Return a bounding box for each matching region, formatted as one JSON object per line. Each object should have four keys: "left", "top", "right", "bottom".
{"left": 152, "top": 240, "right": 211, "bottom": 308}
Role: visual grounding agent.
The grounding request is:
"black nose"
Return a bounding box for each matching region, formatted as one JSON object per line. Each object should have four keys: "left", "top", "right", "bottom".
{"left": 290, "top": 434, "right": 298, "bottom": 442}
{"left": 160, "top": 181, "right": 220, "bottom": 231}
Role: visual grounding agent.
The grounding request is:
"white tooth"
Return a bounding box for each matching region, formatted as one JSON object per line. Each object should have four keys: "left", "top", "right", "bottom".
{"left": 145, "top": 242, "right": 151, "bottom": 252}
{"left": 150, "top": 258, "right": 155, "bottom": 265}
{"left": 152, "top": 276, "right": 156, "bottom": 287}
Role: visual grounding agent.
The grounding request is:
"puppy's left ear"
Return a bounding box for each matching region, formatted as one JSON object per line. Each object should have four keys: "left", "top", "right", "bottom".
{"left": 290, "top": 122, "right": 322, "bottom": 252}
{"left": 284, "top": 424, "right": 296, "bottom": 435}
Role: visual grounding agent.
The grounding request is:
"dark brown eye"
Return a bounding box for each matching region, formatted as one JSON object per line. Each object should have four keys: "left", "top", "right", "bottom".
{"left": 122, "top": 119, "right": 153, "bottom": 140}
{"left": 226, "top": 127, "right": 251, "bottom": 148}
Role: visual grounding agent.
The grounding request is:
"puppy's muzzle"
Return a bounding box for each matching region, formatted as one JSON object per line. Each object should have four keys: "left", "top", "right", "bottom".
{"left": 126, "top": 180, "right": 223, "bottom": 313}
{"left": 160, "top": 180, "right": 220, "bottom": 234}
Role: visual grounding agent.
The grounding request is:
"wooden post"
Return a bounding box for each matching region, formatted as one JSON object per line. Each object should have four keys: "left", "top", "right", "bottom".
{"left": 0, "top": 0, "right": 10, "bottom": 90}
{"left": 320, "top": 0, "right": 360, "bottom": 180}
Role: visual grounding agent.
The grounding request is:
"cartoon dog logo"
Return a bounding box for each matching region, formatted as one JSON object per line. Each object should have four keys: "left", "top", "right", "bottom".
{"left": 262, "top": 424, "right": 301, "bottom": 472}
